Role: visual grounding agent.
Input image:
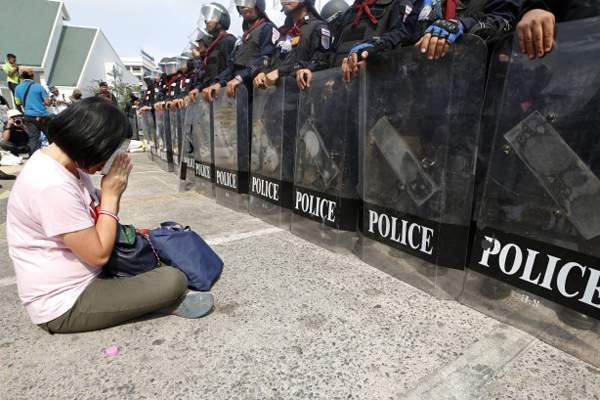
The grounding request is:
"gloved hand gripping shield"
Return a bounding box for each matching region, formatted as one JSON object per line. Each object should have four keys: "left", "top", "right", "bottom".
{"left": 461, "top": 17, "right": 600, "bottom": 368}
{"left": 250, "top": 77, "right": 299, "bottom": 229}
{"left": 213, "top": 85, "right": 250, "bottom": 213}
{"left": 291, "top": 69, "right": 360, "bottom": 253}
{"left": 358, "top": 34, "right": 487, "bottom": 299}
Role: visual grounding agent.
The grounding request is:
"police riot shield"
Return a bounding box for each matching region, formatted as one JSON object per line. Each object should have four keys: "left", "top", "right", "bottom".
{"left": 141, "top": 111, "right": 157, "bottom": 161}
{"left": 130, "top": 112, "right": 140, "bottom": 141}
{"left": 154, "top": 107, "right": 174, "bottom": 172}
{"left": 169, "top": 106, "right": 184, "bottom": 169}
{"left": 461, "top": 17, "right": 600, "bottom": 367}
{"left": 249, "top": 77, "right": 299, "bottom": 229}
{"left": 213, "top": 85, "right": 249, "bottom": 212}
{"left": 188, "top": 99, "right": 215, "bottom": 198}
{"left": 291, "top": 69, "right": 360, "bottom": 253}
{"left": 178, "top": 103, "right": 196, "bottom": 192}
{"left": 357, "top": 35, "right": 486, "bottom": 299}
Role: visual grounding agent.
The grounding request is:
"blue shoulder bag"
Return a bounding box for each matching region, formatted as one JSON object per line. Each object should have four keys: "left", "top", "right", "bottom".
{"left": 149, "top": 222, "right": 224, "bottom": 291}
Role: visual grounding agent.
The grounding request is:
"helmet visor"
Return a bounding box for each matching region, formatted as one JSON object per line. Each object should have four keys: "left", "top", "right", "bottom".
{"left": 200, "top": 4, "right": 224, "bottom": 24}
{"left": 166, "top": 58, "right": 178, "bottom": 75}
{"left": 232, "top": 0, "right": 257, "bottom": 9}
{"left": 188, "top": 29, "right": 200, "bottom": 49}
{"left": 273, "top": 0, "right": 301, "bottom": 10}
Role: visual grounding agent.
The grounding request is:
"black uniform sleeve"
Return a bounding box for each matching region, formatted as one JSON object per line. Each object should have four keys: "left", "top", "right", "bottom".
{"left": 362, "top": 0, "right": 424, "bottom": 53}
{"left": 458, "top": 0, "right": 523, "bottom": 33}
{"left": 297, "top": 21, "right": 332, "bottom": 73}
{"left": 519, "top": 0, "right": 563, "bottom": 17}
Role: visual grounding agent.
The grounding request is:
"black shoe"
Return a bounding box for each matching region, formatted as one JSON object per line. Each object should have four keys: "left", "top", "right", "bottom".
{"left": 0, "top": 170, "right": 16, "bottom": 180}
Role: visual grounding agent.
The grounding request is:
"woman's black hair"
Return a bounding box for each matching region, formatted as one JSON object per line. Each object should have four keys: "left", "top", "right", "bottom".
{"left": 48, "top": 97, "right": 132, "bottom": 169}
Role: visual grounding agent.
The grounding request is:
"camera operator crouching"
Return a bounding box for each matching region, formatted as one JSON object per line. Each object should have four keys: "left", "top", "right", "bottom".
{"left": 2, "top": 109, "right": 30, "bottom": 156}
{"left": 13, "top": 68, "right": 53, "bottom": 155}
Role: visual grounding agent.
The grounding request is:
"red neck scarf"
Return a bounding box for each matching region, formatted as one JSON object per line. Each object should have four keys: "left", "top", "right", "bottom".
{"left": 243, "top": 18, "right": 266, "bottom": 40}
{"left": 204, "top": 31, "right": 230, "bottom": 69}
{"left": 351, "top": 0, "right": 378, "bottom": 29}
{"left": 445, "top": 0, "right": 456, "bottom": 19}
{"left": 166, "top": 73, "right": 182, "bottom": 94}
{"left": 281, "top": 17, "right": 309, "bottom": 37}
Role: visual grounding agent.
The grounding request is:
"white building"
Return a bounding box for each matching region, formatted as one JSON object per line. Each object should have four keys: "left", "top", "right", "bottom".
{"left": 0, "top": 0, "right": 138, "bottom": 106}
{"left": 121, "top": 51, "right": 157, "bottom": 86}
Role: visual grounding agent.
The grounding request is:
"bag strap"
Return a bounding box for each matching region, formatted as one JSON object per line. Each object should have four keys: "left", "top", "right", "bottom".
{"left": 21, "top": 81, "right": 34, "bottom": 109}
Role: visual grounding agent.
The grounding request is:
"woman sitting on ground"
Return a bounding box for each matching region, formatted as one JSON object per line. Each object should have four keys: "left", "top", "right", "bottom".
{"left": 7, "top": 97, "right": 213, "bottom": 334}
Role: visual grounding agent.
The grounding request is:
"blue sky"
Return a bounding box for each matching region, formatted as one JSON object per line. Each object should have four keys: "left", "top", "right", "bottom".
{"left": 61, "top": 0, "right": 348, "bottom": 62}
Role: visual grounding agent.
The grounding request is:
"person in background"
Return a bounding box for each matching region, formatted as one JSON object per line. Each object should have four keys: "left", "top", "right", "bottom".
{"left": 14, "top": 68, "right": 51, "bottom": 155}
{"left": 2, "top": 54, "right": 21, "bottom": 95}
{"left": 123, "top": 92, "right": 139, "bottom": 120}
{"left": 1, "top": 109, "right": 30, "bottom": 156}
{"left": 48, "top": 86, "right": 70, "bottom": 114}
{"left": 94, "top": 82, "right": 118, "bottom": 106}
{"left": 69, "top": 88, "right": 83, "bottom": 104}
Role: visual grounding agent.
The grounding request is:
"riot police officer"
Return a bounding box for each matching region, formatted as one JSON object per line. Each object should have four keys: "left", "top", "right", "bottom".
{"left": 173, "top": 54, "right": 196, "bottom": 109}
{"left": 154, "top": 57, "right": 173, "bottom": 112}
{"left": 415, "top": 0, "right": 523, "bottom": 61}
{"left": 253, "top": 0, "right": 331, "bottom": 90}
{"left": 334, "top": 0, "right": 421, "bottom": 82}
{"left": 202, "top": 0, "right": 279, "bottom": 101}
{"left": 164, "top": 57, "right": 184, "bottom": 110}
{"left": 320, "top": 0, "right": 350, "bottom": 35}
{"left": 517, "top": 0, "right": 600, "bottom": 59}
{"left": 189, "top": 3, "right": 237, "bottom": 102}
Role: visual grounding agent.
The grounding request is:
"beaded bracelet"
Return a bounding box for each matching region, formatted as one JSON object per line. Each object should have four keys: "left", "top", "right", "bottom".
{"left": 98, "top": 210, "right": 119, "bottom": 222}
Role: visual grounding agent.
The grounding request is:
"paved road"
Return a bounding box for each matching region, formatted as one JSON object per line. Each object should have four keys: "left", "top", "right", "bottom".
{"left": 1, "top": 154, "right": 598, "bottom": 399}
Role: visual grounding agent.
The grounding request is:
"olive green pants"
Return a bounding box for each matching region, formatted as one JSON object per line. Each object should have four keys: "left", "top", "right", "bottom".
{"left": 39, "top": 267, "right": 188, "bottom": 334}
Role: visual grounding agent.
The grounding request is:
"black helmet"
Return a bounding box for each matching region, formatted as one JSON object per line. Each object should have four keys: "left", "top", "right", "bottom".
{"left": 196, "top": 27, "right": 214, "bottom": 47}
{"left": 143, "top": 71, "right": 153, "bottom": 86}
{"left": 321, "top": 0, "right": 349, "bottom": 24}
{"left": 158, "top": 57, "right": 171, "bottom": 74}
{"left": 231, "top": 0, "right": 267, "bottom": 15}
{"left": 200, "top": 2, "right": 231, "bottom": 31}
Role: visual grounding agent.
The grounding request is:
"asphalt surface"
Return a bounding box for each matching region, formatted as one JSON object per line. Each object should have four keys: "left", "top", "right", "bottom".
{"left": 1, "top": 153, "right": 599, "bottom": 400}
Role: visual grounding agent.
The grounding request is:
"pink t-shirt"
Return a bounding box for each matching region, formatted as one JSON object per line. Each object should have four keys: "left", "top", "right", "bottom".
{"left": 7, "top": 151, "right": 102, "bottom": 324}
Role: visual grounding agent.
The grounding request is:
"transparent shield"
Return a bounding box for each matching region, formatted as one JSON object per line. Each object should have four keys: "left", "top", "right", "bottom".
{"left": 291, "top": 68, "right": 360, "bottom": 253}
{"left": 213, "top": 85, "right": 249, "bottom": 212}
{"left": 169, "top": 107, "right": 185, "bottom": 168}
{"left": 249, "top": 77, "right": 299, "bottom": 229}
{"left": 358, "top": 34, "right": 487, "bottom": 299}
{"left": 141, "top": 111, "right": 157, "bottom": 161}
{"left": 461, "top": 17, "right": 600, "bottom": 368}
{"left": 155, "top": 108, "right": 174, "bottom": 172}
{"left": 179, "top": 104, "right": 197, "bottom": 192}
{"left": 190, "top": 99, "right": 216, "bottom": 198}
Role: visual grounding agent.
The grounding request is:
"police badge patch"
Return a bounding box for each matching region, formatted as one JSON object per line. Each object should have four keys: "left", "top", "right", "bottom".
{"left": 321, "top": 28, "right": 331, "bottom": 49}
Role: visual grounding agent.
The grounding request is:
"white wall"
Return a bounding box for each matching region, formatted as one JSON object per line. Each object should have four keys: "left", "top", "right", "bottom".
{"left": 42, "top": 7, "right": 64, "bottom": 77}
